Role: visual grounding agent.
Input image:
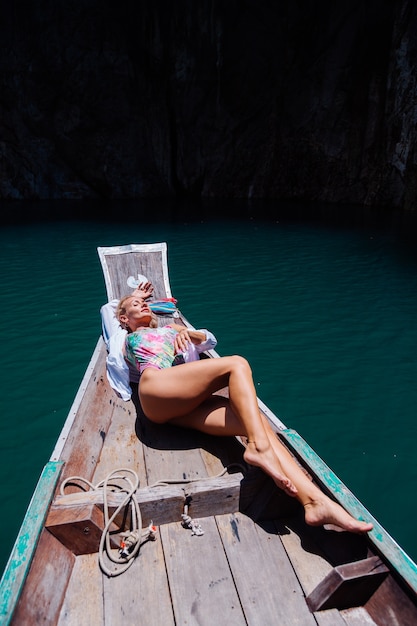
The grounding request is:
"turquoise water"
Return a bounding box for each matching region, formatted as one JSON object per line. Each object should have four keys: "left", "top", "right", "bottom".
{"left": 1, "top": 206, "right": 416, "bottom": 575}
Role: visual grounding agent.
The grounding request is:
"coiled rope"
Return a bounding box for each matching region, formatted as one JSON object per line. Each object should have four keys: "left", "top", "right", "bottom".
{"left": 60, "top": 464, "right": 245, "bottom": 577}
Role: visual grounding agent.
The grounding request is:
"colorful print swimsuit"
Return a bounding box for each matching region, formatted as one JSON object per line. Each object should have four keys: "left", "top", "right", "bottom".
{"left": 125, "top": 325, "right": 178, "bottom": 374}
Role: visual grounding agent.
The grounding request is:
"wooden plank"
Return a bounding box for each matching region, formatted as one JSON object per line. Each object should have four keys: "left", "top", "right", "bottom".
{"left": 50, "top": 339, "right": 105, "bottom": 462}
{"left": 57, "top": 554, "right": 104, "bottom": 626}
{"left": 137, "top": 418, "right": 211, "bottom": 486}
{"left": 160, "top": 517, "right": 245, "bottom": 625}
{"left": 306, "top": 556, "right": 389, "bottom": 612}
{"left": 200, "top": 444, "right": 232, "bottom": 476}
{"left": 276, "top": 516, "right": 334, "bottom": 595}
{"left": 56, "top": 357, "right": 116, "bottom": 484}
{"left": 48, "top": 472, "right": 243, "bottom": 532}
{"left": 216, "top": 512, "right": 317, "bottom": 626}
{"left": 278, "top": 515, "right": 361, "bottom": 626}
{"left": 11, "top": 530, "right": 74, "bottom": 626}
{"left": 46, "top": 502, "right": 119, "bottom": 555}
{"left": 92, "top": 394, "right": 147, "bottom": 487}
{"left": 339, "top": 607, "right": 378, "bottom": 625}
{"left": 281, "top": 428, "right": 417, "bottom": 595}
{"left": 0, "top": 461, "right": 64, "bottom": 625}
{"left": 98, "top": 243, "right": 171, "bottom": 301}
{"left": 102, "top": 530, "right": 174, "bottom": 625}
{"left": 365, "top": 573, "right": 417, "bottom": 625}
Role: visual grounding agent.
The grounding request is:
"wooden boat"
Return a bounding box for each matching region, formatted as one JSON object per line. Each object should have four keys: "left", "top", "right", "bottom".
{"left": 1, "top": 241, "right": 417, "bottom": 625}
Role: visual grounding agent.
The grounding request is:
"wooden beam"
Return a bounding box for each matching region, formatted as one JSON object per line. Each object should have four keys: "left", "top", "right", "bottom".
{"left": 46, "top": 502, "right": 120, "bottom": 555}
{"left": 306, "top": 556, "right": 389, "bottom": 612}
{"left": 46, "top": 472, "right": 243, "bottom": 554}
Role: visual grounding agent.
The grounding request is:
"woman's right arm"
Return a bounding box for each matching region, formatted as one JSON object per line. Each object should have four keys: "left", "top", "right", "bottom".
{"left": 131, "top": 282, "right": 154, "bottom": 301}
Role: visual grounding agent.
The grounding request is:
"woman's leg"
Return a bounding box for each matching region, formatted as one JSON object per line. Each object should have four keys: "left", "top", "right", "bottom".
{"left": 263, "top": 425, "right": 373, "bottom": 533}
{"left": 171, "top": 395, "right": 373, "bottom": 534}
{"left": 139, "top": 357, "right": 297, "bottom": 496}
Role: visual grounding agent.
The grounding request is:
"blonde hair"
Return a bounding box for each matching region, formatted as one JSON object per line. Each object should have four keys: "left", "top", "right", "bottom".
{"left": 116, "top": 295, "right": 158, "bottom": 331}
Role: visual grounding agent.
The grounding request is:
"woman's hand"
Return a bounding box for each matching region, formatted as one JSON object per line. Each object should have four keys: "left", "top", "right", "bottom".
{"left": 172, "top": 325, "right": 207, "bottom": 353}
{"left": 174, "top": 328, "right": 191, "bottom": 354}
{"left": 131, "top": 282, "right": 154, "bottom": 301}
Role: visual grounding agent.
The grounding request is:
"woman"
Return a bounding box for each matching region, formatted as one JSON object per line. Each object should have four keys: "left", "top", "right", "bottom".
{"left": 101, "top": 282, "right": 217, "bottom": 400}
{"left": 117, "top": 293, "right": 373, "bottom": 535}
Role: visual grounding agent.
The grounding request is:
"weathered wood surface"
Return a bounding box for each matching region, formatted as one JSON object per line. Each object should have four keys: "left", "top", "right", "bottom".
{"left": 12, "top": 530, "right": 75, "bottom": 626}
{"left": 216, "top": 512, "right": 317, "bottom": 625}
{"left": 46, "top": 501, "right": 120, "bottom": 555}
{"left": 101, "top": 534, "right": 174, "bottom": 626}
{"left": 98, "top": 243, "right": 172, "bottom": 303}
{"left": 58, "top": 553, "right": 104, "bottom": 626}
{"left": 47, "top": 472, "right": 243, "bottom": 551}
{"left": 162, "top": 516, "right": 245, "bottom": 625}
{"left": 306, "top": 556, "right": 389, "bottom": 612}
{"left": 366, "top": 574, "right": 417, "bottom": 625}
{"left": 56, "top": 346, "right": 116, "bottom": 485}
{"left": 92, "top": 394, "right": 145, "bottom": 486}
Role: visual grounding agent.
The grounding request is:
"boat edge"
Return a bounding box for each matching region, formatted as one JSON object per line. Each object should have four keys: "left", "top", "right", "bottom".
{"left": 281, "top": 428, "right": 417, "bottom": 596}
{"left": 0, "top": 461, "right": 64, "bottom": 626}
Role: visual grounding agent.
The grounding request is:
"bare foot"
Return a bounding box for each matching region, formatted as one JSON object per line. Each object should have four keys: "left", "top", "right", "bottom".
{"left": 304, "top": 497, "right": 374, "bottom": 534}
{"left": 244, "top": 441, "right": 298, "bottom": 497}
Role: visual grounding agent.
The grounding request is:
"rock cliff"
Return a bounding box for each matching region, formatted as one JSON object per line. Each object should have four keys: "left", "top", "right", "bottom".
{"left": 1, "top": 1, "right": 416, "bottom": 210}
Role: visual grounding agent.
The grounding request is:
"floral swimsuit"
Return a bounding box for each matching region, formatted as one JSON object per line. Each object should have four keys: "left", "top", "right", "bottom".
{"left": 125, "top": 325, "right": 178, "bottom": 374}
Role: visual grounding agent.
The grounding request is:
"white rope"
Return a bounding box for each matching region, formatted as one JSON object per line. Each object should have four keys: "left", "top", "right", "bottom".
{"left": 181, "top": 499, "right": 205, "bottom": 536}
{"left": 60, "top": 468, "right": 150, "bottom": 577}
{"left": 60, "top": 463, "right": 246, "bottom": 577}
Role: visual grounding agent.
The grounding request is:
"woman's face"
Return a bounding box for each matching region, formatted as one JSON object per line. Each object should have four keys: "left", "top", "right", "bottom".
{"left": 120, "top": 297, "right": 152, "bottom": 330}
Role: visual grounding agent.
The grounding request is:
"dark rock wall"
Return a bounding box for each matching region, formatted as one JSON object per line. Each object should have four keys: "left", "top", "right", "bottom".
{"left": 1, "top": 0, "right": 416, "bottom": 209}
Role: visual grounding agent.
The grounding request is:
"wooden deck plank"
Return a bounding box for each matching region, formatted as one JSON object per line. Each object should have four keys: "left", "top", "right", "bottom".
{"left": 339, "top": 607, "right": 378, "bottom": 625}
{"left": 102, "top": 535, "right": 175, "bottom": 625}
{"left": 92, "top": 395, "right": 147, "bottom": 487}
{"left": 277, "top": 516, "right": 350, "bottom": 626}
{"left": 160, "top": 517, "right": 245, "bottom": 625}
{"left": 57, "top": 554, "right": 104, "bottom": 626}
{"left": 216, "top": 512, "right": 317, "bottom": 626}
{"left": 278, "top": 518, "right": 335, "bottom": 595}
{"left": 365, "top": 574, "right": 417, "bottom": 625}
{"left": 99, "top": 246, "right": 171, "bottom": 302}
{"left": 144, "top": 443, "right": 209, "bottom": 486}
{"left": 136, "top": 417, "right": 211, "bottom": 486}
{"left": 57, "top": 353, "right": 116, "bottom": 484}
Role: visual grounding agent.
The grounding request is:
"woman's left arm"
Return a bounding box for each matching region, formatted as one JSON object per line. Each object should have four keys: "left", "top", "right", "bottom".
{"left": 171, "top": 324, "right": 208, "bottom": 353}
